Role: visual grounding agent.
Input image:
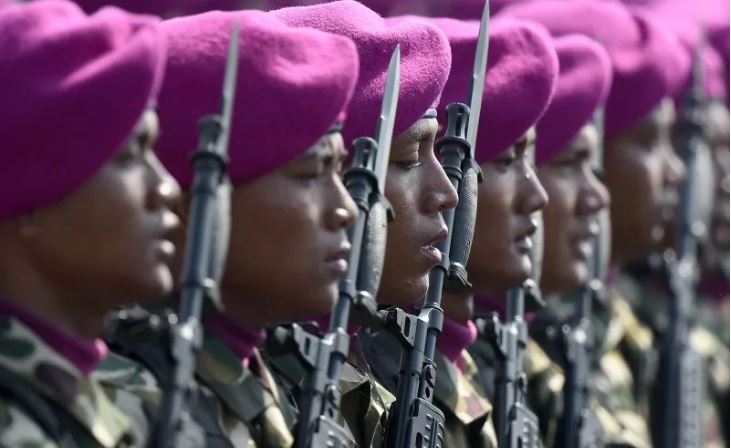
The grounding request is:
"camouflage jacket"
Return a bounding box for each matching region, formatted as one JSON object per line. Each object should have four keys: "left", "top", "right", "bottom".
{"left": 433, "top": 349, "right": 498, "bottom": 448}
{"left": 530, "top": 293, "right": 652, "bottom": 448}
{"left": 0, "top": 313, "right": 141, "bottom": 448}
{"left": 617, "top": 269, "right": 730, "bottom": 447}
{"left": 468, "top": 331, "right": 563, "bottom": 448}
{"left": 357, "top": 328, "right": 497, "bottom": 447}
{"left": 263, "top": 332, "right": 395, "bottom": 448}
{"left": 104, "top": 312, "right": 295, "bottom": 448}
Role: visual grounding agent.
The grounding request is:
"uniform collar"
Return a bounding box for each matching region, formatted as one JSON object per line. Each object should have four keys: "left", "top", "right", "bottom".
{"left": 0, "top": 313, "right": 131, "bottom": 447}
{"left": 0, "top": 298, "right": 107, "bottom": 376}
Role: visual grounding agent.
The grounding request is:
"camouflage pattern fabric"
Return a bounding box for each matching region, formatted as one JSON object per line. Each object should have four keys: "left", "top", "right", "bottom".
{"left": 616, "top": 268, "right": 729, "bottom": 447}
{"left": 195, "top": 335, "right": 295, "bottom": 448}
{"left": 468, "top": 332, "right": 563, "bottom": 447}
{"left": 358, "top": 328, "right": 498, "bottom": 448}
{"left": 263, "top": 333, "right": 395, "bottom": 448}
{"left": 529, "top": 293, "right": 653, "bottom": 448}
{"left": 433, "top": 349, "right": 498, "bottom": 448}
{"left": 0, "top": 314, "right": 139, "bottom": 448}
{"left": 103, "top": 309, "right": 295, "bottom": 448}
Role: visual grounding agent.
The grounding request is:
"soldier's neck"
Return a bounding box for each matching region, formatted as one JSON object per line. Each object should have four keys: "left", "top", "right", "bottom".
{"left": 0, "top": 262, "right": 106, "bottom": 339}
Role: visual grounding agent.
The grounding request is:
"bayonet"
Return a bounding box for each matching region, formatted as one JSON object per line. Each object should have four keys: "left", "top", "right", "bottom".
{"left": 384, "top": 5, "right": 491, "bottom": 446}
{"left": 265, "top": 46, "right": 401, "bottom": 448}
{"left": 153, "top": 24, "right": 240, "bottom": 448}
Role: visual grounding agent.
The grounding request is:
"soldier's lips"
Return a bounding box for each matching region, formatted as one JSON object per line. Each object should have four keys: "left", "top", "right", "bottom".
{"left": 325, "top": 244, "right": 351, "bottom": 276}
{"left": 420, "top": 244, "right": 442, "bottom": 263}
{"left": 571, "top": 239, "right": 593, "bottom": 260}
{"left": 420, "top": 227, "right": 448, "bottom": 264}
{"left": 154, "top": 239, "right": 176, "bottom": 261}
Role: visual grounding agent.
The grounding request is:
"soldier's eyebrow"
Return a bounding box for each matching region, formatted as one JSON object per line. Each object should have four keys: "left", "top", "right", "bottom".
{"left": 400, "top": 119, "right": 439, "bottom": 143}
{"left": 298, "top": 138, "right": 347, "bottom": 164}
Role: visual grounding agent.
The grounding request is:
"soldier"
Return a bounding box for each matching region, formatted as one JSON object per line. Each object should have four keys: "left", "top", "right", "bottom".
{"left": 267, "top": 2, "right": 458, "bottom": 446}
{"left": 352, "top": 15, "right": 558, "bottom": 447}
{"left": 505, "top": 32, "right": 613, "bottom": 448}
{"left": 102, "top": 9, "right": 362, "bottom": 447}
{"left": 614, "top": 8, "right": 730, "bottom": 445}
{"left": 0, "top": 0, "right": 179, "bottom": 446}
{"left": 430, "top": 17, "right": 559, "bottom": 448}
{"left": 501, "top": 0, "right": 693, "bottom": 446}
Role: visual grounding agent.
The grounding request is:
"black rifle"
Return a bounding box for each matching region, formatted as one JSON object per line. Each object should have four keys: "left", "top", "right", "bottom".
{"left": 559, "top": 109, "right": 608, "bottom": 448}
{"left": 656, "top": 42, "right": 710, "bottom": 448}
{"left": 384, "top": 4, "right": 490, "bottom": 447}
{"left": 483, "top": 147, "right": 542, "bottom": 448}
{"left": 265, "top": 47, "right": 401, "bottom": 448}
{"left": 152, "top": 25, "right": 240, "bottom": 448}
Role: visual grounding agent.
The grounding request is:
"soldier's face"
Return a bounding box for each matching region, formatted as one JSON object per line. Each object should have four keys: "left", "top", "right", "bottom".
{"left": 1, "top": 110, "right": 181, "bottom": 327}
{"left": 221, "top": 132, "right": 357, "bottom": 327}
{"left": 379, "top": 118, "right": 458, "bottom": 306}
{"left": 604, "top": 99, "right": 685, "bottom": 264}
{"left": 469, "top": 128, "right": 548, "bottom": 294}
{"left": 538, "top": 124, "right": 609, "bottom": 295}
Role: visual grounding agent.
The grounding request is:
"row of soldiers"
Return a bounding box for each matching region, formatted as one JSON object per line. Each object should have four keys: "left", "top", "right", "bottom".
{"left": 0, "top": 0, "right": 728, "bottom": 447}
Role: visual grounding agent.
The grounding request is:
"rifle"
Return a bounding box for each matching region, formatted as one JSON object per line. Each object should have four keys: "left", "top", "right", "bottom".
{"left": 483, "top": 147, "right": 542, "bottom": 448}
{"left": 656, "top": 41, "right": 711, "bottom": 448}
{"left": 152, "top": 25, "right": 240, "bottom": 448}
{"left": 264, "top": 47, "right": 401, "bottom": 448}
{"left": 559, "top": 108, "right": 608, "bottom": 448}
{"left": 383, "top": 4, "right": 490, "bottom": 447}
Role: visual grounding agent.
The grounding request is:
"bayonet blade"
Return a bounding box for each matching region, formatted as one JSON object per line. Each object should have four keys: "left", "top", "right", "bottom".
{"left": 374, "top": 45, "right": 400, "bottom": 192}
{"left": 218, "top": 24, "right": 240, "bottom": 155}
{"left": 465, "top": 1, "right": 490, "bottom": 153}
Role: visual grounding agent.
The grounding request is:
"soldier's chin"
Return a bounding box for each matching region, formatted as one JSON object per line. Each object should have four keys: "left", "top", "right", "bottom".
{"left": 130, "top": 265, "right": 175, "bottom": 305}
{"left": 298, "top": 286, "right": 339, "bottom": 319}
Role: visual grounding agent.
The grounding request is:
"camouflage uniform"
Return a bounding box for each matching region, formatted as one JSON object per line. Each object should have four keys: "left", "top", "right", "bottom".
{"left": 0, "top": 313, "right": 143, "bottom": 448}
{"left": 104, "top": 309, "right": 295, "bottom": 448}
{"left": 529, "top": 292, "right": 653, "bottom": 448}
{"left": 433, "top": 350, "right": 498, "bottom": 447}
{"left": 469, "top": 329, "right": 564, "bottom": 447}
{"left": 357, "top": 328, "right": 498, "bottom": 448}
{"left": 617, "top": 267, "right": 729, "bottom": 447}
{"left": 263, "top": 332, "right": 395, "bottom": 448}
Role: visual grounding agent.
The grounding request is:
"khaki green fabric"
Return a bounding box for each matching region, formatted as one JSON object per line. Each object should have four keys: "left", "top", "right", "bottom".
{"left": 433, "top": 350, "right": 498, "bottom": 448}
{"left": 263, "top": 333, "right": 395, "bottom": 448}
{"left": 616, "top": 268, "right": 729, "bottom": 447}
{"left": 101, "top": 311, "right": 295, "bottom": 448}
{"left": 468, "top": 334, "right": 563, "bottom": 448}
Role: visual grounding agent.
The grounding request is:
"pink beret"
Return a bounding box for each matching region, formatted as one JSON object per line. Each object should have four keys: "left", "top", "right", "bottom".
{"left": 73, "top": 0, "right": 244, "bottom": 18}
{"left": 535, "top": 35, "right": 613, "bottom": 165}
{"left": 155, "top": 10, "right": 358, "bottom": 187}
{"left": 429, "top": 16, "right": 558, "bottom": 162}
{"left": 500, "top": 0, "right": 690, "bottom": 136}
{"left": 0, "top": 0, "right": 166, "bottom": 220}
{"left": 435, "top": 0, "right": 519, "bottom": 19}
{"left": 623, "top": 0, "right": 729, "bottom": 100}
{"left": 273, "top": 1, "right": 452, "bottom": 145}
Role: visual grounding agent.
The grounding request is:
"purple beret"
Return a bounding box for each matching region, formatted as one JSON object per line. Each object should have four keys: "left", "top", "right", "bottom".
{"left": 273, "top": 1, "right": 452, "bottom": 145}
{"left": 500, "top": 0, "right": 690, "bottom": 136}
{"left": 72, "top": 0, "right": 245, "bottom": 18}
{"left": 536, "top": 35, "right": 613, "bottom": 165}
{"left": 623, "top": 0, "right": 729, "bottom": 99}
{"left": 0, "top": 0, "right": 166, "bottom": 220}
{"left": 429, "top": 16, "right": 558, "bottom": 162}
{"left": 155, "top": 10, "right": 358, "bottom": 187}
